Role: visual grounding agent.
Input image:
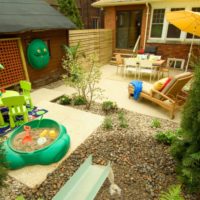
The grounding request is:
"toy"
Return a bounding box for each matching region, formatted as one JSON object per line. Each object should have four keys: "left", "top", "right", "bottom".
{"left": 3, "top": 118, "right": 70, "bottom": 169}
{"left": 22, "top": 126, "right": 32, "bottom": 144}
{"left": 37, "top": 137, "right": 47, "bottom": 145}
{"left": 49, "top": 130, "right": 57, "bottom": 139}
{"left": 40, "top": 129, "right": 48, "bottom": 137}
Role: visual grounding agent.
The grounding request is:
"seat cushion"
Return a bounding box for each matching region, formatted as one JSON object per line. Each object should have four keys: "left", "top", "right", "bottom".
{"left": 162, "top": 72, "right": 192, "bottom": 94}
{"left": 142, "top": 82, "right": 153, "bottom": 95}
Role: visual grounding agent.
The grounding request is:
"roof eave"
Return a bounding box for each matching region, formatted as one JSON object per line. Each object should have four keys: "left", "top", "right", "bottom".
{"left": 92, "top": 1, "right": 147, "bottom": 8}
{"left": 92, "top": 0, "right": 164, "bottom": 8}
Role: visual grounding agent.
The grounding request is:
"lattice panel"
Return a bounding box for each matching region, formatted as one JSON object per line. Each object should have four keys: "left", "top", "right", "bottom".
{"left": 0, "top": 39, "right": 26, "bottom": 88}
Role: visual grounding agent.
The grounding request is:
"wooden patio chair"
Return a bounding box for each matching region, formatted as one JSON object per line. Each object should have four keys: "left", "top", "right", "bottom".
{"left": 128, "top": 72, "right": 193, "bottom": 119}
{"left": 115, "top": 53, "right": 124, "bottom": 74}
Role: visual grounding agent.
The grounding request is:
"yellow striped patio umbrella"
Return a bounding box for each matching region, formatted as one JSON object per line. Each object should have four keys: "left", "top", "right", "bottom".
{"left": 166, "top": 10, "right": 200, "bottom": 71}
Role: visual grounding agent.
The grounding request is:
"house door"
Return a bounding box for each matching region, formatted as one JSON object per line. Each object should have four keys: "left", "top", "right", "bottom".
{"left": 116, "top": 10, "right": 142, "bottom": 49}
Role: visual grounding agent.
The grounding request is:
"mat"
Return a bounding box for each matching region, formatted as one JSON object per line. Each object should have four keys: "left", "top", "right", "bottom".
{"left": 0, "top": 106, "right": 48, "bottom": 136}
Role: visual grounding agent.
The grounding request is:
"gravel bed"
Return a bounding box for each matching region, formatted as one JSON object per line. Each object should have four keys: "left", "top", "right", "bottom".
{"left": 1, "top": 103, "right": 200, "bottom": 200}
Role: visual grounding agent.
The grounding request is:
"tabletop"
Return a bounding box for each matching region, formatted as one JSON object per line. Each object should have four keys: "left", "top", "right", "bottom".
{"left": 0, "top": 90, "right": 20, "bottom": 106}
{"left": 123, "top": 58, "right": 165, "bottom": 66}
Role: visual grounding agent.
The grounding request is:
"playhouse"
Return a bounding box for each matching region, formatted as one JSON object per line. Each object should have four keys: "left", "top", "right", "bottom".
{"left": 0, "top": 0, "right": 76, "bottom": 88}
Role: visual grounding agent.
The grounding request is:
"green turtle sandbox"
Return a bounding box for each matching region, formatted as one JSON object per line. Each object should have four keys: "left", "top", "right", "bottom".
{"left": 3, "top": 118, "right": 70, "bottom": 169}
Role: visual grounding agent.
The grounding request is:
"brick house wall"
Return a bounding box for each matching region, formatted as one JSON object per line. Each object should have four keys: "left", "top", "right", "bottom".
{"left": 103, "top": 3, "right": 200, "bottom": 66}
{"left": 20, "top": 29, "right": 68, "bottom": 88}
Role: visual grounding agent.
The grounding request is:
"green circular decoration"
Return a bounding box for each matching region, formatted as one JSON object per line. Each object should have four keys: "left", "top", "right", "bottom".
{"left": 27, "top": 39, "right": 50, "bottom": 69}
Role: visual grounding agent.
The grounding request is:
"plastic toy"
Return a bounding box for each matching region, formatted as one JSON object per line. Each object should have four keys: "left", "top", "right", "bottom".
{"left": 3, "top": 118, "right": 70, "bottom": 169}
{"left": 22, "top": 126, "right": 32, "bottom": 144}
{"left": 40, "top": 129, "right": 48, "bottom": 137}
{"left": 37, "top": 137, "right": 47, "bottom": 145}
{"left": 49, "top": 130, "right": 57, "bottom": 139}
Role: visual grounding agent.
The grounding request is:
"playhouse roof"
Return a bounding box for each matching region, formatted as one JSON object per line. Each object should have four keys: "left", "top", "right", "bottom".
{"left": 0, "top": 0, "right": 76, "bottom": 33}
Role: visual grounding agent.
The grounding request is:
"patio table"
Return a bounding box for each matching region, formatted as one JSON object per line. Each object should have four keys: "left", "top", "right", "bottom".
{"left": 123, "top": 58, "right": 166, "bottom": 79}
{"left": 0, "top": 90, "right": 19, "bottom": 126}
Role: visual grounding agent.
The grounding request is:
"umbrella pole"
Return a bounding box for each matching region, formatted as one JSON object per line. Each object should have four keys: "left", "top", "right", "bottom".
{"left": 185, "top": 34, "right": 195, "bottom": 72}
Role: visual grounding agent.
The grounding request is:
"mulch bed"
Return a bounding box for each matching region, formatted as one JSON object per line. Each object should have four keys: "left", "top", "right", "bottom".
{"left": 1, "top": 102, "right": 200, "bottom": 200}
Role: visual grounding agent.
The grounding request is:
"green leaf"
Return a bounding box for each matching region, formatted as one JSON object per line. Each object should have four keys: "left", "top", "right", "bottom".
{"left": 159, "top": 185, "right": 184, "bottom": 200}
{"left": 15, "top": 196, "right": 25, "bottom": 200}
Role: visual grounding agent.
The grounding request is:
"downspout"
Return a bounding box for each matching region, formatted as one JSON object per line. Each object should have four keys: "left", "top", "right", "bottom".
{"left": 143, "top": 2, "right": 150, "bottom": 49}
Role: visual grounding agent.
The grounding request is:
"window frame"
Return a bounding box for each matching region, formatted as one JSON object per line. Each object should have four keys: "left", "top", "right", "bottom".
{"left": 149, "top": 6, "right": 200, "bottom": 42}
{"left": 150, "top": 8, "right": 165, "bottom": 39}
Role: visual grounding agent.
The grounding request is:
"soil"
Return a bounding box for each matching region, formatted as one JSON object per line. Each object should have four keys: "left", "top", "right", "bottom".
{"left": 1, "top": 102, "right": 200, "bottom": 200}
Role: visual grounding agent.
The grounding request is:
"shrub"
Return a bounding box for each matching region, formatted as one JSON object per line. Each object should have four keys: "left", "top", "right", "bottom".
{"left": 103, "top": 117, "right": 113, "bottom": 130}
{"left": 171, "top": 59, "right": 200, "bottom": 191}
{"left": 0, "top": 136, "right": 7, "bottom": 187}
{"left": 72, "top": 95, "right": 87, "bottom": 105}
{"left": 151, "top": 118, "right": 161, "bottom": 128}
{"left": 102, "top": 101, "right": 118, "bottom": 114}
{"left": 118, "top": 111, "right": 128, "bottom": 128}
{"left": 159, "top": 185, "right": 184, "bottom": 200}
{"left": 155, "top": 130, "right": 178, "bottom": 145}
{"left": 59, "top": 95, "right": 72, "bottom": 105}
{"left": 62, "top": 45, "right": 103, "bottom": 109}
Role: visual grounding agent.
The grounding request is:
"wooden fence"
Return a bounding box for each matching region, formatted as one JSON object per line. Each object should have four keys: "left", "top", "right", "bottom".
{"left": 69, "top": 29, "right": 112, "bottom": 65}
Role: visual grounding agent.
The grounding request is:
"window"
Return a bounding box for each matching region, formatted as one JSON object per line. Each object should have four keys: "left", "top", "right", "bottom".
{"left": 167, "top": 58, "right": 185, "bottom": 70}
{"left": 150, "top": 6, "right": 200, "bottom": 41}
{"left": 91, "top": 17, "right": 100, "bottom": 29}
{"left": 186, "top": 7, "right": 200, "bottom": 39}
{"left": 167, "top": 8, "right": 184, "bottom": 38}
{"left": 150, "top": 9, "right": 165, "bottom": 38}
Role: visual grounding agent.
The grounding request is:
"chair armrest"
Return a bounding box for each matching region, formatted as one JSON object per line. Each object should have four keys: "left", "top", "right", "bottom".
{"left": 151, "top": 89, "right": 175, "bottom": 104}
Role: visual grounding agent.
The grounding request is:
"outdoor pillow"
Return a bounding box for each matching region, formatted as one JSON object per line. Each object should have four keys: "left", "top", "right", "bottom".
{"left": 137, "top": 49, "right": 145, "bottom": 54}
{"left": 160, "top": 77, "right": 172, "bottom": 91}
{"left": 153, "top": 78, "right": 168, "bottom": 91}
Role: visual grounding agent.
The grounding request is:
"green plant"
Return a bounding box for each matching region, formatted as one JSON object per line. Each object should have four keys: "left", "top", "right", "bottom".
{"left": 159, "top": 185, "right": 184, "bottom": 200}
{"left": 59, "top": 95, "right": 72, "bottom": 105}
{"left": 15, "top": 196, "right": 43, "bottom": 200}
{"left": 102, "top": 101, "right": 118, "bottom": 114}
{"left": 72, "top": 95, "right": 87, "bottom": 105}
{"left": 15, "top": 196, "right": 25, "bottom": 200}
{"left": 155, "top": 130, "right": 178, "bottom": 145}
{"left": 103, "top": 117, "right": 113, "bottom": 130}
{"left": 63, "top": 43, "right": 80, "bottom": 60}
{"left": 151, "top": 118, "right": 161, "bottom": 128}
{"left": 118, "top": 111, "right": 128, "bottom": 128}
{"left": 0, "top": 136, "right": 7, "bottom": 187}
{"left": 171, "top": 58, "right": 200, "bottom": 191}
{"left": 58, "top": 0, "right": 83, "bottom": 29}
{"left": 62, "top": 45, "right": 103, "bottom": 109}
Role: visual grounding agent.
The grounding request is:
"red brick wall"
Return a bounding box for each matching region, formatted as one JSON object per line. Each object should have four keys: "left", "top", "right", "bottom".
{"left": 147, "top": 43, "right": 200, "bottom": 66}
{"left": 20, "top": 30, "right": 68, "bottom": 88}
{"left": 104, "top": 7, "right": 116, "bottom": 50}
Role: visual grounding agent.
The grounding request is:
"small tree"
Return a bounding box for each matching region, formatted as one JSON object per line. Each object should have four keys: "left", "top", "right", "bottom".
{"left": 171, "top": 58, "right": 200, "bottom": 191}
{"left": 0, "top": 136, "right": 7, "bottom": 187}
{"left": 58, "top": 0, "right": 83, "bottom": 29}
{"left": 62, "top": 44, "right": 103, "bottom": 109}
